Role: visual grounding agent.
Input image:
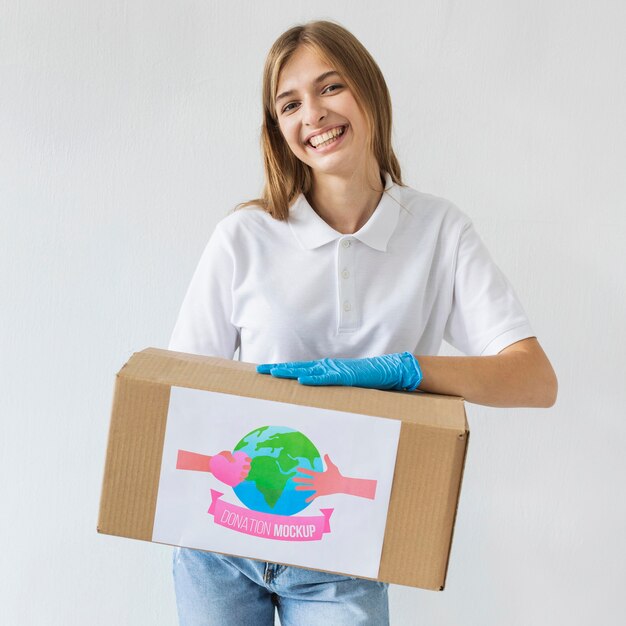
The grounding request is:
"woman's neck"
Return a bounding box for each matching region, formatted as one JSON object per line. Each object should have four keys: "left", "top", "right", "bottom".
{"left": 306, "top": 164, "right": 385, "bottom": 234}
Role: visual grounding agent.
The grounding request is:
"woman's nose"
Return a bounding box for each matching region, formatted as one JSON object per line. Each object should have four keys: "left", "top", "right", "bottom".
{"left": 302, "top": 97, "right": 327, "bottom": 126}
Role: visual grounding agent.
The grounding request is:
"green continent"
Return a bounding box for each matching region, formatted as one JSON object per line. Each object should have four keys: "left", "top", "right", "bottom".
{"left": 256, "top": 432, "right": 319, "bottom": 466}
{"left": 246, "top": 455, "right": 297, "bottom": 508}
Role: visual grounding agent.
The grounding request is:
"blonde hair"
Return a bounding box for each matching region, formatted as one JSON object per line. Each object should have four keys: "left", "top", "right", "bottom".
{"left": 238, "top": 20, "right": 403, "bottom": 221}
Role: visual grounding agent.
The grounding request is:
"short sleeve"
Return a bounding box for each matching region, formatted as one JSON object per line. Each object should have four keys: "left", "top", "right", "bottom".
{"left": 168, "top": 224, "right": 240, "bottom": 358}
{"left": 444, "top": 222, "right": 534, "bottom": 356}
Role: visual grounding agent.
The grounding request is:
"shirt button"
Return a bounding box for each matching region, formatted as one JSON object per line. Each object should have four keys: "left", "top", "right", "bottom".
{"left": 341, "top": 269, "right": 350, "bottom": 279}
{"left": 341, "top": 239, "right": 351, "bottom": 248}
{"left": 343, "top": 301, "right": 352, "bottom": 312}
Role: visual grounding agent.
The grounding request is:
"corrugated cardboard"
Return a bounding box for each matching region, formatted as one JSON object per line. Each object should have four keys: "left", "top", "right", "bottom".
{"left": 98, "top": 348, "right": 469, "bottom": 590}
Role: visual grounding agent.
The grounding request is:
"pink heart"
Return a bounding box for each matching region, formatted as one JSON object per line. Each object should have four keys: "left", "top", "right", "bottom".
{"left": 209, "top": 451, "right": 250, "bottom": 487}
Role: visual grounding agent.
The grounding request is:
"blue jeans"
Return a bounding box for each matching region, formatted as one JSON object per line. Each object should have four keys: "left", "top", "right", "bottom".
{"left": 172, "top": 547, "right": 389, "bottom": 625}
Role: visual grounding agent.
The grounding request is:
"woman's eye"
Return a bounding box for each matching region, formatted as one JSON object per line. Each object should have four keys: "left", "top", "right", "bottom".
{"left": 282, "top": 102, "right": 298, "bottom": 114}
{"left": 323, "top": 83, "right": 343, "bottom": 94}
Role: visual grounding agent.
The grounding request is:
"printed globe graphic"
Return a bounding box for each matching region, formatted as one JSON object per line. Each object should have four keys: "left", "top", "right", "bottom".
{"left": 232, "top": 426, "right": 323, "bottom": 516}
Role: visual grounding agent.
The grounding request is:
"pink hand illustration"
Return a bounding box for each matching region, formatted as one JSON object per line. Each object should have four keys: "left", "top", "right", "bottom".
{"left": 176, "top": 449, "right": 251, "bottom": 487}
{"left": 293, "top": 454, "right": 377, "bottom": 503}
{"left": 209, "top": 451, "right": 251, "bottom": 487}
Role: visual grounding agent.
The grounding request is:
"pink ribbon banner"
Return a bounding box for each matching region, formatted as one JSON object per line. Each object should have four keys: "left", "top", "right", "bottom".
{"left": 208, "top": 490, "right": 333, "bottom": 542}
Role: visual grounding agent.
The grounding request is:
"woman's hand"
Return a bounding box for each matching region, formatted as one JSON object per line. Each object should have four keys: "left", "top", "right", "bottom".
{"left": 257, "top": 352, "right": 422, "bottom": 391}
{"left": 257, "top": 338, "right": 557, "bottom": 407}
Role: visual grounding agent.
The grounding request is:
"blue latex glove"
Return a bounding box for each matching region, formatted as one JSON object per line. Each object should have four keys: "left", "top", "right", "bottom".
{"left": 256, "top": 352, "right": 422, "bottom": 391}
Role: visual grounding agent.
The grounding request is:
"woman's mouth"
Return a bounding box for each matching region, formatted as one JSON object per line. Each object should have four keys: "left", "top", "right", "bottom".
{"left": 306, "top": 125, "right": 348, "bottom": 150}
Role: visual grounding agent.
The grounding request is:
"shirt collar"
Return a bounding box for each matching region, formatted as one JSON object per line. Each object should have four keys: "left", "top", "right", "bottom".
{"left": 288, "top": 172, "right": 401, "bottom": 252}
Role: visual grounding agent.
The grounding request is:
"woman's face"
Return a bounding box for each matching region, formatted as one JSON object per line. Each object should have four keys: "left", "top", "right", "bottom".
{"left": 275, "top": 46, "right": 372, "bottom": 178}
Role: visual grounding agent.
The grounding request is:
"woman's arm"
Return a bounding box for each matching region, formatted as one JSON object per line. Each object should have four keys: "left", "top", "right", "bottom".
{"left": 257, "top": 337, "right": 557, "bottom": 408}
{"left": 417, "top": 337, "right": 557, "bottom": 407}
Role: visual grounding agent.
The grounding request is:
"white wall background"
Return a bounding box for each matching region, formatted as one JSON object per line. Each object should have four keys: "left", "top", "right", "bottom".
{"left": 1, "top": 1, "right": 624, "bottom": 624}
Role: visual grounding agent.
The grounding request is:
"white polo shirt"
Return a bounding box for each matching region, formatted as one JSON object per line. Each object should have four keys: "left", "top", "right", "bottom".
{"left": 168, "top": 173, "right": 534, "bottom": 364}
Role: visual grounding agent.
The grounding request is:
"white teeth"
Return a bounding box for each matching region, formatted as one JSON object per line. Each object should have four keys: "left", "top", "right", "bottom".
{"left": 309, "top": 126, "right": 345, "bottom": 148}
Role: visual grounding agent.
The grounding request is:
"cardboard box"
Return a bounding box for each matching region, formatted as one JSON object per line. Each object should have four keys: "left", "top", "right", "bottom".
{"left": 98, "top": 348, "right": 469, "bottom": 590}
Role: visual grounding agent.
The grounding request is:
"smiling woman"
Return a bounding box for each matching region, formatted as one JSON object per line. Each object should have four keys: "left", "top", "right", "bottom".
{"left": 168, "top": 18, "right": 557, "bottom": 626}
{"left": 273, "top": 45, "right": 377, "bottom": 229}
{"left": 236, "top": 20, "right": 402, "bottom": 224}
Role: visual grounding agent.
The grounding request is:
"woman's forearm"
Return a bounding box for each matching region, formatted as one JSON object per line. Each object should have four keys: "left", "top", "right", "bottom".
{"left": 417, "top": 338, "right": 558, "bottom": 408}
